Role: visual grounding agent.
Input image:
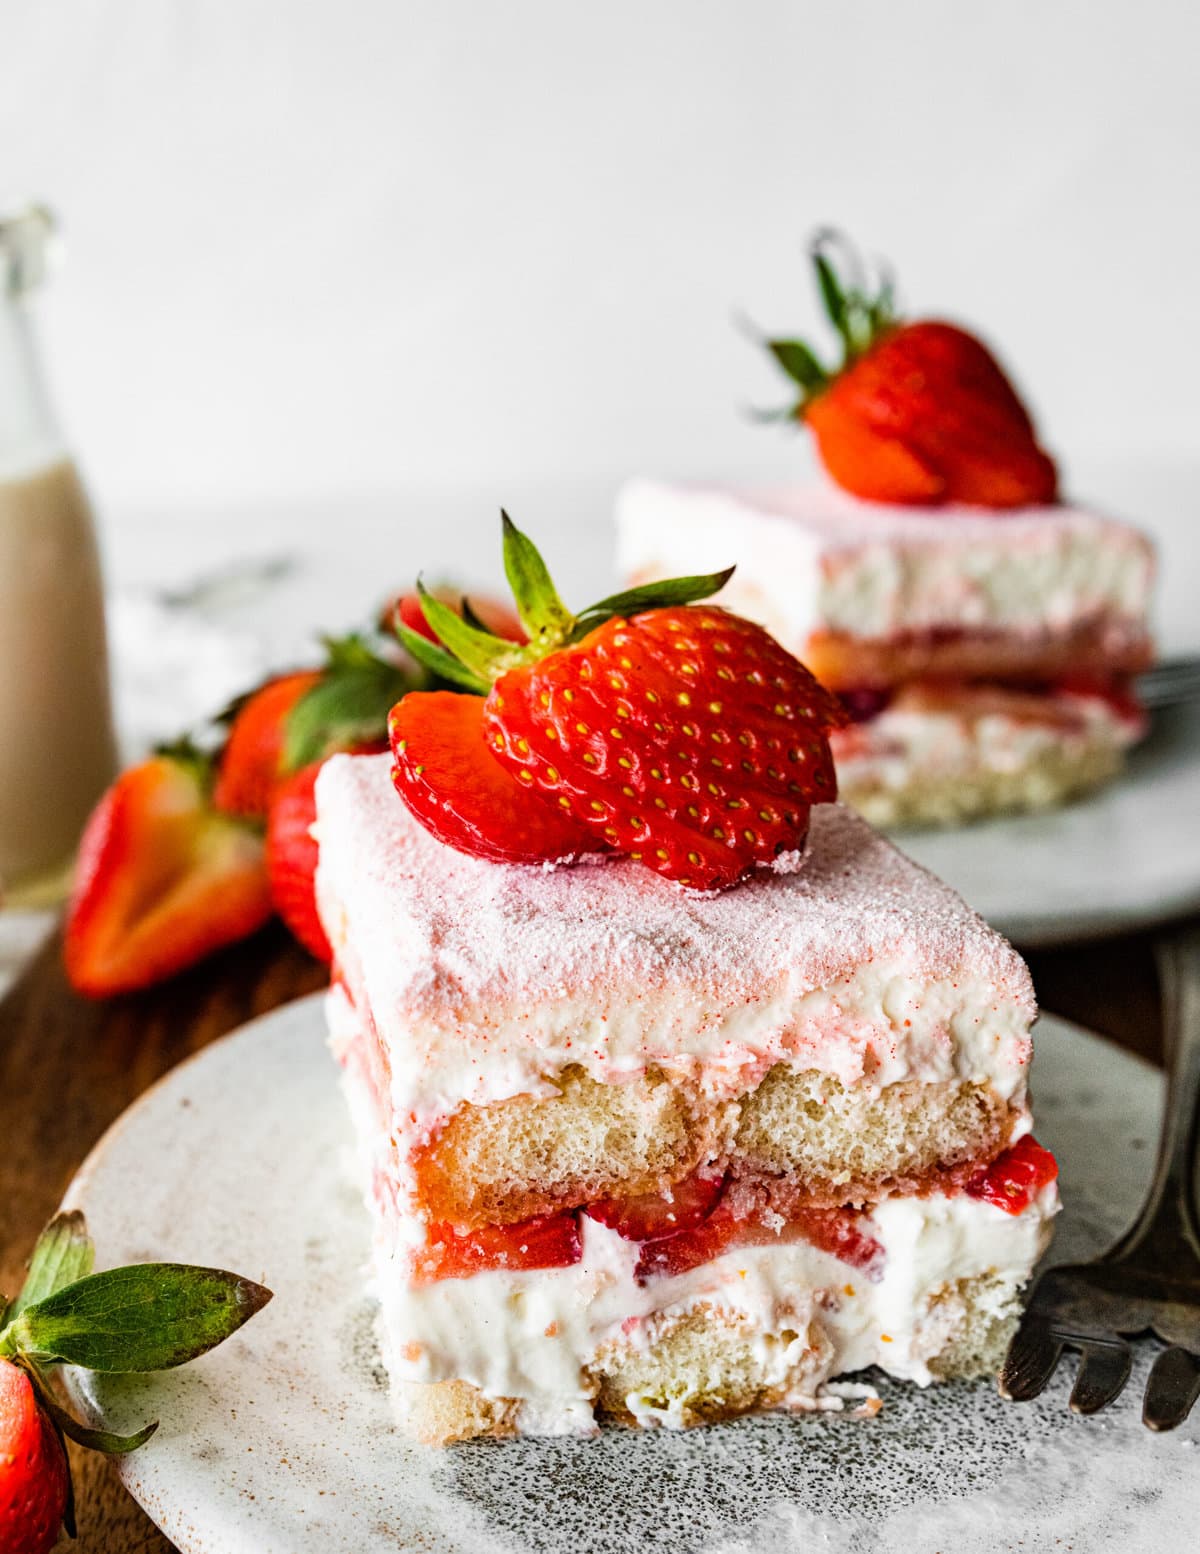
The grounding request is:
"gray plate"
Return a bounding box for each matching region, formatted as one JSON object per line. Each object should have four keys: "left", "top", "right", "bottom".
{"left": 897, "top": 699, "right": 1200, "bottom": 946}
{"left": 60, "top": 995, "right": 1196, "bottom": 1554}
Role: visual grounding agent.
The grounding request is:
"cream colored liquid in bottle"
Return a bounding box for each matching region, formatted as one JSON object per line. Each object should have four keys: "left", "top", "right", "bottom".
{"left": 0, "top": 208, "right": 116, "bottom": 900}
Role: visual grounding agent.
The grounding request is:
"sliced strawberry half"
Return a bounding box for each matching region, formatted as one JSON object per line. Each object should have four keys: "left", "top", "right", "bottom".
{"left": 391, "top": 515, "right": 843, "bottom": 889}
{"left": 389, "top": 690, "right": 598, "bottom": 864}
{"left": 412, "top": 1211, "right": 582, "bottom": 1286}
{"left": 65, "top": 752, "right": 273, "bottom": 997}
{"left": 965, "top": 1135, "right": 1058, "bottom": 1216}
{"left": 586, "top": 1169, "right": 726, "bottom": 1242}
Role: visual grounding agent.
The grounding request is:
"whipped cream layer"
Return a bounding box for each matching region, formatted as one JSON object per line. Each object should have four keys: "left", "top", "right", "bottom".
{"left": 371, "top": 1172, "right": 1057, "bottom": 1435}
{"left": 315, "top": 755, "right": 1036, "bottom": 1142}
{"left": 834, "top": 689, "right": 1142, "bottom": 799}
{"left": 615, "top": 478, "right": 1154, "bottom": 648}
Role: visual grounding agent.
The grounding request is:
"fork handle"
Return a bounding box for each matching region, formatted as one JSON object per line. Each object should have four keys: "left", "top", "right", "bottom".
{"left": 1111, "top": 921, "right": 1200, "bottom": 1262}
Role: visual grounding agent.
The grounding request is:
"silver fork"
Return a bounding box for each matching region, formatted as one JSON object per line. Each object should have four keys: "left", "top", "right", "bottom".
{"left": 999, "top": 921, "right": 1200, "bottom": 1430}
{"left": 1136, "top": 655, "right": 1200, "bottom": 711}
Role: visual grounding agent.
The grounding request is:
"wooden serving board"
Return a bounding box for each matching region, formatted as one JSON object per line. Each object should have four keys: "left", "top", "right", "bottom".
{"left": 0, "top": 918, "right": 1168, "bottom": 1553}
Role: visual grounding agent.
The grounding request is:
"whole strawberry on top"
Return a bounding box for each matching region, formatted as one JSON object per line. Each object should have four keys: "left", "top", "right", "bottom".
{"left": 758, "top": 230, "right": 1058, "bottom": 509}
{"left": 392, "top": 515, "right": 845, "bottom": 890}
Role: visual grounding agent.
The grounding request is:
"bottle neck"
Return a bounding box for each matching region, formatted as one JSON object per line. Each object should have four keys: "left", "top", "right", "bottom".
{"left": 0, "top": 293, "right": 64, "bottom": 481}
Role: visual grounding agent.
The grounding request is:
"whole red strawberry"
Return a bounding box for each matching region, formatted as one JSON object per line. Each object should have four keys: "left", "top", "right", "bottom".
{"left": 0, "top": 1360, "right": 68, "bottom": 1554}
{"left": 213, "top": 669, "right": 322, "bottom": 818}
{"left": 390, "top": 515, "right": 844, "bottom": 889}
{"left": 757, "top": 230, "right": 1058, "bottom": 509}
{"left": 214, "top": 636, "right": 416, "bottom": 822}
{"left": 267, "top": 762, "right": 333, "bottom": 962}
{"left": 265, "top": 742, "right": 386, "bottom": 963}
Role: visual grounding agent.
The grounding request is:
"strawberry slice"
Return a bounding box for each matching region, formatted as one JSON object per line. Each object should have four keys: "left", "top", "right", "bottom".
{"left": 634, "top": 1200, "right": 882, "bottom": 1284}
{"left": 390, "top": 514, "right": 842, "bottom": 887}
{"left": 965, "top": 1136, "right": 1058, "bottom": 1215}
{"left": 586, "top": 1170, "right": 726, "bottom": 1241}
{"left": 213, "top": 670, "right": 322, "bottom": 819}
{"left": 65, "top": 753, "right": 273, "bottom": 997}
{"left": 412, "top": 1211, "right": 582, "bottom": 1286}
{"left": 389, "top": 691, "right": 598, "bottom": 864}
{"left": 484, "top": 605, "right": 838, "bottom": 889}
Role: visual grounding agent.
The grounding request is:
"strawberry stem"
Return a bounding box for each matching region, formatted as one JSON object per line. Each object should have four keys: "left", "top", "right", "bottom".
{"left": 392, "top": 512, "right": 735, "bottom": 692}
{"left": 753, "top": 228, "right": 899, "bottom": 420}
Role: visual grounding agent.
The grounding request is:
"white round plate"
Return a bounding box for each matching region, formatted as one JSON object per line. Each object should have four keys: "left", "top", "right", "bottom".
{"left": 61, "top": 994, "right": 1195, "bottom": 1554}
{"left": 895, "top": 700, "right": 1200, "bottom": 946}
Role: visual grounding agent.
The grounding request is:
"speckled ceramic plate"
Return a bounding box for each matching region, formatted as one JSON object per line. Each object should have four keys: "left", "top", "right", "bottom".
{"left": 60, "top": 994, "right": 1196, "bottom": 1554}
{"left": 896, "top": 699, "right": 1200, "bottom": 946}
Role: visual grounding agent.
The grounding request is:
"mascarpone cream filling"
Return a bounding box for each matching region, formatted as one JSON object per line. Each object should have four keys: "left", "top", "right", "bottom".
{"left": 834, "top": 693, "right": 1142, "bottom": 797}
{"left": 330, "top": 961, "right": 1031, "bottom": 1151}
{"left": 615, "top": 479, "right": 1154, "bottom": 646}
{"left": 372, "top": 1188, "right": 1057, "bottom": 1435}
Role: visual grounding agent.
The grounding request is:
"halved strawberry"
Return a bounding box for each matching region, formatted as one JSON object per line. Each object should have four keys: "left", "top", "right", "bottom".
{"left": 392, "top": 516, "right": 844, "bottom": 889}
{"left": 64, "top": 751, "right": 273, "bottom": 997}
{"left": 756, "top": 231, "right": 1059, "bottom": 509}
{"left": 965, "top": 1136, "right": 1058, "bottom": 1216}
{"left": 586, "top": 1169, "right": 726, "bottom": 1242}
{"left": 412, "top": 1211, "right": 582, "bottom": 1286}
{"left": 389, "top": 691, "right": 597, "bottom": 864}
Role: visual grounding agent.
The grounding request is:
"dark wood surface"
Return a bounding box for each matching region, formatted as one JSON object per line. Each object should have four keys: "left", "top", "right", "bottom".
{"left": 0, "top": 915, "right": 1181, "bottom": 1552}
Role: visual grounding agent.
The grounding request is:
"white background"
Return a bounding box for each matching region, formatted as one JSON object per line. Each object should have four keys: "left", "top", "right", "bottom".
{"left": 2, "top": 0, "right": 1197, "bottom": 634}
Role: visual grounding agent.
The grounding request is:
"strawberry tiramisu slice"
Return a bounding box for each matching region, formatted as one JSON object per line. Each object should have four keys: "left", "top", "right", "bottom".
{"left": 617, "top": 234, "right": 1154, "bottom": 827}
{"left": 315, "top": 518, "right": 1058, "bottom": 1442}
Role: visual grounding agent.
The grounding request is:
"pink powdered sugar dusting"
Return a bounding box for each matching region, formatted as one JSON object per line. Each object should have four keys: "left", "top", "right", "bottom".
{"left": 314, "top": 753, "right": 1034, "bottom": 1115}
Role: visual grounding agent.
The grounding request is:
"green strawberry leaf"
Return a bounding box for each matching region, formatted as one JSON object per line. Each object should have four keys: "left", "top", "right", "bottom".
{"left": 812, "top": 239, "right": 849, "bottom": 345}
{"left": 395, "top": 625, "right": 490, "bottom": 694}
{"left": 283, "top": 643, "right": 414, "bottom": 771}
{"left": 416, "top": 584, "right": 525, "bottom": 684}
{"left": 11, "top": 1212, "right": 95, "bottom": 1321}
{"left": 26, "top": 1364, "right": 158, "bottom": 1455}
{"left": 574, "top": 567, "right": 736, "bottom": 631}
{"left": 459, "top": 597, "right": 492, "bottom": 634}
{"left": 1, "top": 1263, "right": 272, "bottom": 1373}
{"left": 765, "top": 338, "right": 827, "bottom": 392}
{"left": 500, "top": 511, "right": 574, "bottom": 646}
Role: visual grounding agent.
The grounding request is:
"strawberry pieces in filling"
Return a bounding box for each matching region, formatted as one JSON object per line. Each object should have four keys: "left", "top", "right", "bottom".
{"left": 586, "top": 1171, "right": 884, "bottom": 1285}
{"left": 586, "top": 1170, "right": 726, "bottom": 1242}
{"left": 965, "top": 1136, "right": 1058, "bottom": 1216}
{"left": 412, "top": 1211, "right": 583, "bottom": 1286}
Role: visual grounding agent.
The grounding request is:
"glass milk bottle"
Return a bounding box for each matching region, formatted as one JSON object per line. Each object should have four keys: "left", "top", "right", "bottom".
{"left": 0, "top": 206, "right": 117, "bottom": 901}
